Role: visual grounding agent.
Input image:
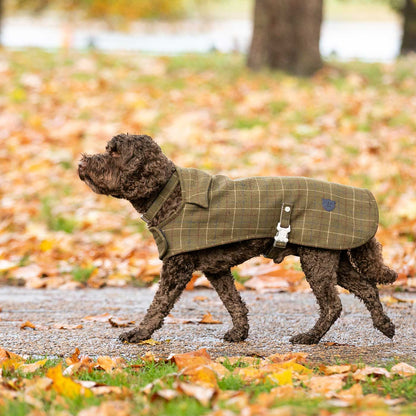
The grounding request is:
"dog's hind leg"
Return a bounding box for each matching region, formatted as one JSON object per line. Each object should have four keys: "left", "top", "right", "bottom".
{"left": 205, "top": 270, "right": 249, "bottom": 342}
{"left": 119, "top": 255, "right": 193, "bottom": 343}
{"left": 290, "top": 248, "right": 341, "bottom": 345}
{"left": 337, "top": 252, "right": 395, "bottom": 339}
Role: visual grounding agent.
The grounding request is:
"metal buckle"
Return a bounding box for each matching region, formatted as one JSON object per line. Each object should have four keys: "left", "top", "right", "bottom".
{"left": 274, "top": 222, "right": 291, "bottom": 246}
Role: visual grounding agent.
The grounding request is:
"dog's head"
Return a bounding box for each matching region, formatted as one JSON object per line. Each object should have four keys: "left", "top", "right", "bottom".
{"left": 78, "top": 134, "right": 174, "bottom": 201}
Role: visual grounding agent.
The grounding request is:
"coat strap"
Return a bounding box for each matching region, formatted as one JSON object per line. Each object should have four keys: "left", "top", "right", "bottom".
{"left": 265, "top": 202, "right": 293, "bottom": 259}
{"left": 141, "top": 172, "right": 179, "bottom": 223}
{"left": 274, "top": 202, "right": 292, "bottom": 247}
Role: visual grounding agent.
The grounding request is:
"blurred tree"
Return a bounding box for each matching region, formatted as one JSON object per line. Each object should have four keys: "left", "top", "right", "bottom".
{"left": 0, "top": 0, "right": 3, "bottom": 46}
{"left": 12, "top": 0, "right": 187, "bottom": 23}
{"left": 395, "top": 0, "right": 416, "bottom": 53}
{"left": 247, "top": 0, "right": 323, "bottom": 76}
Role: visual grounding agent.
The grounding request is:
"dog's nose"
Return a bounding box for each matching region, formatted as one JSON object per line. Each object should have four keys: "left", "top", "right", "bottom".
{"left": 78, "top": 158, "right": 88, "bottom": 179}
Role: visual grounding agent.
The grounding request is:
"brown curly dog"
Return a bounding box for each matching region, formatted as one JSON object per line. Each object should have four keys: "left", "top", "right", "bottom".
{"left": 78, "top": 134, "right": 397, "bottom": 345}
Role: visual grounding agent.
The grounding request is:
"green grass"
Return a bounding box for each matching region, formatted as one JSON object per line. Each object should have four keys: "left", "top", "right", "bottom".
{"left": 71, "top": 265, "right": 96, "bottom": 284}
{"left": 0, "top": 401, "right": 32, "bottom": 416}
{"left": 362, "top": 374, "right": 416, "bottom": 402}
{"left": 40, "top": 197, "right": 78, "bottom": 234}
{"left": 1, "top": 356, "right": 416, "bottom": 415}
{"left": 232, "top": 117, "right": 268, "bottom": 129}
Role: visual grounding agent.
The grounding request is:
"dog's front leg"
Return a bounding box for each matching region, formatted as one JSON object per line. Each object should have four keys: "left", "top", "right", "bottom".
{"left": 119, "top": 255, "right": 194, "bottom": 343}
{"left": 205, "top": 270, "right": 249, "bottom": 342}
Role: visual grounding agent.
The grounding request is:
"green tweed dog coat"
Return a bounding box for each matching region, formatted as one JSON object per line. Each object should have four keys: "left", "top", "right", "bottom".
{"left": 142, "top": 167, "right": 379, "bottom": 260}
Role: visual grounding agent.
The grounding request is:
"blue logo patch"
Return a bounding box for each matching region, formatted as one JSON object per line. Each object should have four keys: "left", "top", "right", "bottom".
{"left": 322, "top": 198, "right": 336, "bottom": 212}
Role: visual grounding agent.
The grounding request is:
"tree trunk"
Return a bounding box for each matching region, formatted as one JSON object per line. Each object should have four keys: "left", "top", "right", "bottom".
{"left": 0, "top": 0, "right": 3, "bottom": 46}
{"left": 401, "top": 0, "right": 416, "bottom": 54}
{"left": 247, "top": 0, "right": 323, "bottom": 76}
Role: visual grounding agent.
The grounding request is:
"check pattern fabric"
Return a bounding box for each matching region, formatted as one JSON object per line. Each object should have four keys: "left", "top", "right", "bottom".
{"left": 147, "top": 167, "right": 379, "bottom": 260}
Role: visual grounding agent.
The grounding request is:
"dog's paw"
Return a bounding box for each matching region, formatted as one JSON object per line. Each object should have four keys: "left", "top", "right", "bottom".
{"left": 289, "top": 333, "right": 320, "bottom": 345}
{"left": 376, "top": 319, "right": 395, "bottom": 339}
{"left": 224, "top": 327, "right": 248, "bottom": 342}
{"left": 119, "top": 328, "right": 152, "bottom": 344}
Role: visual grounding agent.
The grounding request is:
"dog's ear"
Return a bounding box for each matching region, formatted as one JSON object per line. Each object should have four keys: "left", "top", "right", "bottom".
{"left": 118, "top": 134, "right": 173, "bottom": 201}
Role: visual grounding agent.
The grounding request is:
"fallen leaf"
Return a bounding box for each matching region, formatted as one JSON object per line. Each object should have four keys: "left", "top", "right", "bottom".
{"left": 138, "top": 339, "right": 161, "bottom": 345}
{"left": 353, "top": 366, "right": 391, "bottom": 381}
{"left": 77, "top": 400, "right": 131, "bottom": 416}
{"left": 19, "top": 358, "right": 48, "bottom": 374}
{"left": 66, "top": 347, "right": 81, "bottom": 365}
{"left": 320, "top": 364, "right": 352, "bottom": 375}
{"left": 390, "top": 362, "right": 416, "bottom": 377}
{"left": 96, "top": 356, "right": 126, "bottom": 373}
{"left": 199, "top": 313, "right": 222, "bottom": 324}
{"left": 182, "top": 365, "right": 218, "bottom": 388}
{"left": 108, "top": 317, "right": 135, "bottom": 327}
{"left": 0, "top": 260, "right": 16, "bottom": 272}
{"left": 267, "top": 352, "right": 308, "bottom": 364}
{"left": 20, "top": 321, "right": 36, "bottom": 330}
{"left": 139, "top": 352, "right": 157, "bottom": 363}
{"left": 172, "top": 349, "right": 212, "bottom": 370}
{"left": 334, "top": 383, "right": 363, "bottom": 402}
{"left": 233, "top": 366, "right": 264, "bottom": 383}
{"left": 152, "top": 388, "right": 178, "bottom": 401}
{"left": 206, "top": 362, "right": 229, "bottom": 379}
{"left": 307, "top": 374, "right": 345, "bottom": 396}
{"left": 176, "top": 381, "right": 216, "bottom": 406}
{"left": 261, "top": 361, "right": 312, "bottom": 376}
{"left": 53, "top": 323, "right": 83, "bottom": 330}
{"left": 216, "top": 356, "right": 260, "bottom": 366}
{"left": 47, "top": 363, "right": 93, "bottom": 399}
{"left": 1, "top": 357, "right": 25, "bottom": 371}
{"left": 0, "top": 348, "right": 23, "bottom": 363}
{"left": 265, "top": 369, "right": 293, "bottom": 386}
{"left": 82, "top": 313, "right": 112, "bottom": 322}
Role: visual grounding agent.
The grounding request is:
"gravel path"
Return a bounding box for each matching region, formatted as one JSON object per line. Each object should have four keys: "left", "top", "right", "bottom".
{"left": 0, "top": 287, "right": 415, "bottom": 364}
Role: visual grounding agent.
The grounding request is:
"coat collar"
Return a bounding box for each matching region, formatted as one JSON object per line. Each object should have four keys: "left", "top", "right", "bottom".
{"left": 176, "top": 167, "right": 212, "bottom": 208}
{"left": 142, "top": 166, "right": 212, "bottom": 223}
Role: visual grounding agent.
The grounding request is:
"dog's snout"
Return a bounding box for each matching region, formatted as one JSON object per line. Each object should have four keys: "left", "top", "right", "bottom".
{"left": 78, "top": 157, "right": 89, "bottom": 180}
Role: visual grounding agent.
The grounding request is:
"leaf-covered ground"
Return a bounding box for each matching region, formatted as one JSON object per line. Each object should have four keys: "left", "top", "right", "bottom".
{"left": 1, "top": 347, "right": 415, "bottom": 416}
{"left": 1, "top": 49, "right": 416, "bottom": 291}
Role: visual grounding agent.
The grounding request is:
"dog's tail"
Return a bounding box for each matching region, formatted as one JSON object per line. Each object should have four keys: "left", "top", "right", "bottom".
{"left": 348, "top": 237, "right": 397, "bottom": 284}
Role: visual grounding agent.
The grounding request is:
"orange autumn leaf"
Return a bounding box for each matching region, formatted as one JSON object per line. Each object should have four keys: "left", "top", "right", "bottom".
{"left": 66, "top": 348, "right": 81, "bottom": 365}
{"left": 20, "top": 321, "right": 36, "bottom": 330}
{"left": 108, "top": 317, "right": 135, "bottom": 327}
{"left": 182, "top": 365, "right": 218, "bottom": 388}
{"left": 81, "top": 313, "right": 112, "bottom": 322}
{"left": 172, "top": 349, "right": 212, "bottom": 370}
{"left": 0, "top": 348, "right": 23, "bottom": 363}
{"left": 319, "top": 364, "right": 352, "bottom": 375}
{"left": 353, "top": 366, "right": 391, "bottom": 381}
{"left": 307, "top": 374, "right": 345, "bottom": 396}
{"left": 199, "top": 313, "right": 222, "bottom": 324}
{"left": 53, "top": 323, "right": 83, "bottom": 330}
{"left": 96, "top": 356, "right": 126, "bottom": 373}
{"left": 267, "top": 352, "right": 308, "bottom": 364}
{"left": 19, "top": 359, "right": 48, "bottom": 374}
{"left": 47, "top": 363, "right": 93, "bottom": 399}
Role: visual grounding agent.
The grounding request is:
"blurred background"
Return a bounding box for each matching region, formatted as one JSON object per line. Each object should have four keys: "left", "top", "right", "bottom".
{"left": 0, "top": 0, "right": 415, "bottom": 292}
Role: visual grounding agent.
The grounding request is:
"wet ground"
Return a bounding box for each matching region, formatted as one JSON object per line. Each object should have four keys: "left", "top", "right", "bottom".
{"left": 0, "top": 287, "right": 415, "bottom": 364}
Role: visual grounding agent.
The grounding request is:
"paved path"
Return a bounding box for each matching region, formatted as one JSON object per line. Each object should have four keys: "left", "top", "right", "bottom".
{"left": 0, "top": 287, "right": 415, "bottom": 364}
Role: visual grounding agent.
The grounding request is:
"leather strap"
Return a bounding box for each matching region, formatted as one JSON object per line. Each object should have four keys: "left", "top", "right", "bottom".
{"left": 141, "top": 172, "right": 179, "bottom": 223}
{"left": 265, "top": 202, "right": 293, "bottom": 258}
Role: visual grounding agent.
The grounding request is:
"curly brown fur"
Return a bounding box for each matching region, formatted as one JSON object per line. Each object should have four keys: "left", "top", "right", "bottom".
{"left": 79, "top": 134, "right": 397, "bottom": 345}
